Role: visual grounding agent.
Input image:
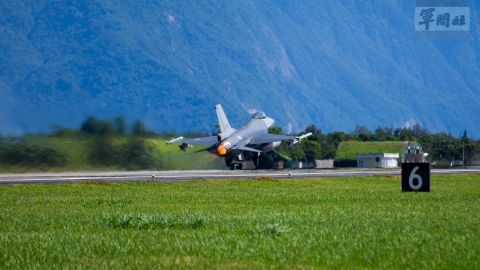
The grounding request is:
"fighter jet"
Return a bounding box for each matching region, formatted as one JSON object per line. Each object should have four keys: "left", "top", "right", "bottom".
{"left": 166, "top": 104, "right": 311, "bottom": 169}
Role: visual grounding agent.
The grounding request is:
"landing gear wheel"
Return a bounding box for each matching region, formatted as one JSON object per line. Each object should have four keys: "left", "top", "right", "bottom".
{"left": 230, "top": 163, "right": 242, "bottom": 170}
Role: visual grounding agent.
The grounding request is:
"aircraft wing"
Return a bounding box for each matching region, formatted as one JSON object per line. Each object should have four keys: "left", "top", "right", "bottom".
{"left": 166, "top": 136, "right": 218, "bottom": 146}
{"left": 249, "top": 133, "right": 297, "bottom": 144}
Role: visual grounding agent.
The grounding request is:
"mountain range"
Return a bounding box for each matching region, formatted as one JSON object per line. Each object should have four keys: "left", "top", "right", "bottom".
{"left": 1, "top": 1, "right": 479, "bottom": 136}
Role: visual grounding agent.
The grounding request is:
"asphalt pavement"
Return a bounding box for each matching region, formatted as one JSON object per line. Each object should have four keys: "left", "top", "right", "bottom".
{"left": 0, "top": 168, "right": 479, "bottom": 185}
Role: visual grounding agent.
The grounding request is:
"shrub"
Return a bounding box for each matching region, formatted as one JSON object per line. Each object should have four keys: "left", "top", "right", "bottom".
{"left": 123, "top": 138, "right": 154, "bottom": 169}
{"left": 0, "top": 139, "right": 67, "bottom": 167}
{"left": 87, "top": 137, "right": 155, "bottom": 169}
{"left": 88, "top": 136, "right": 120, "bottom": 166}
{"left": 80, "top": 116, "right": 115, "bottom": 136}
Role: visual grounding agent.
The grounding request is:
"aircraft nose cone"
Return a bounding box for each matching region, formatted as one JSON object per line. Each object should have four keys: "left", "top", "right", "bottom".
{"left": 216, "top": 144, "right": 227, "bottom": 156}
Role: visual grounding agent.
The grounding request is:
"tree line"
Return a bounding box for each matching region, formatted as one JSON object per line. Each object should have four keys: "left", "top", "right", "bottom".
{"left": 0, "top": 116, "right": 157, "bottom": 169}
{"left": 0, "top": 116, "right": 479, "bottom": 169}
{"left": 274, "top": 124, "right": 479, "bottom": 164}
{"left": 49, "top": 116, "right": 153, "bottom": 137}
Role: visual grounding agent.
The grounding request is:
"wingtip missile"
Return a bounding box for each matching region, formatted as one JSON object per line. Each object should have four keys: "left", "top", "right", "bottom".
{"left": 166, "top": 136, "right": 184, "bottom": 144}
{"left": 293, "top": 132, "right": 313, "bottom": 144}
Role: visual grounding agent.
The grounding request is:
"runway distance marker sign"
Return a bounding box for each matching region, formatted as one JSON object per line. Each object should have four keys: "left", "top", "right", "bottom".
{"left": 402, "top": 163, "right": 430, "bottom": 192}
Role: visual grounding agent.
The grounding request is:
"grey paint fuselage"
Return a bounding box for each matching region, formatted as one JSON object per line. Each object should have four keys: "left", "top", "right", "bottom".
{"left": 220, "top": 116, "right": 274, "bottom": 151}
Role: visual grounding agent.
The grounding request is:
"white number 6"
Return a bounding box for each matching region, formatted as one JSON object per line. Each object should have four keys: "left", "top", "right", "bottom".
{"left": 409, "top": 166, "right": 423, "bottom": 190}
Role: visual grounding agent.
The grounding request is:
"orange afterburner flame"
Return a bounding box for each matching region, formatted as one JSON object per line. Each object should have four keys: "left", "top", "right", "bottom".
{"left": 216, "top": 144, "right": 227, "bottom": 156}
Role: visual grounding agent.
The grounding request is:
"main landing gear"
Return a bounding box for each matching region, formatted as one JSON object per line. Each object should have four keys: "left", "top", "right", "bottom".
{"left": 225, "top": 151, "right": 259, "bottom": 170}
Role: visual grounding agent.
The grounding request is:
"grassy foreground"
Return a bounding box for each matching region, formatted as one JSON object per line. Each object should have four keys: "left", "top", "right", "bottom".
{"left": 0, "top": 175, "right": 479, "bottom": 269}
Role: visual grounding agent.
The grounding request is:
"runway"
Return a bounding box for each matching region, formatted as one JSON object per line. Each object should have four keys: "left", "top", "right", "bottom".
{"left": 0, "top": 168, "right": 479, "bottom": 185}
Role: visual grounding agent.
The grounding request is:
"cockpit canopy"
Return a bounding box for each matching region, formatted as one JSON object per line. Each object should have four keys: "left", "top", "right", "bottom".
{"left": 250, "top": 111, "right": 267, "bottom": 119}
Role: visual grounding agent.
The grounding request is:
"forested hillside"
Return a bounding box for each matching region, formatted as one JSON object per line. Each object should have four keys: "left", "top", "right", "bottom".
{"left": 1, "top": 1, "right": 479, "bottom": 136}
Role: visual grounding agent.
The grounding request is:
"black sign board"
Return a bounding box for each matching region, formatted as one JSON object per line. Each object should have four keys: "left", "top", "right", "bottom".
{"left": 401, "top": 163, "right": 430, "bottom": 192}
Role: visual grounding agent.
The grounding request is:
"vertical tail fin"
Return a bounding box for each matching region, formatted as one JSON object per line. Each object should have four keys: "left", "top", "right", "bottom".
{"left": 215, "top": 104, "right": 235, "bottom": 138}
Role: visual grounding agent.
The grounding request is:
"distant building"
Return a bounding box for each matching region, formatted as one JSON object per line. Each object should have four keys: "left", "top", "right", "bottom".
{"left": 291, "top": 160, "right": 315, "bottom": 169}
{"left": 335, "top": 141, "right": 407, "bottom": 168}
{"left": 356, "top": 153, "right": 399, "bottom": 168}
{"left": 450, "top": 160, "right": 464, "bottom": 167}
{"left": 286, "top": 160, "right": 334, "bottom": 169}
{"left": 315, "top": 159, "right": 334, "bottom": 168}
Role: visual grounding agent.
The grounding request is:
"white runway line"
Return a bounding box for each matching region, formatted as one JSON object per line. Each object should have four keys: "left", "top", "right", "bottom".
{"left": 0, "top": 168, "right": 478, "bottom": 185}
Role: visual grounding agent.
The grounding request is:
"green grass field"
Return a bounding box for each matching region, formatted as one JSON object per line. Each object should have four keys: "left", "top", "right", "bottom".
{"left": 1, "top": 174, "right": 479, "bottom": 269}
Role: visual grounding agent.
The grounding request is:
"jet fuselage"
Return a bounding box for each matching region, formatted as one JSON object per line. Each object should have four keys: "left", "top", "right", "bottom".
{"left": 216, "top": 116, "right": 274, "bottom": 156}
